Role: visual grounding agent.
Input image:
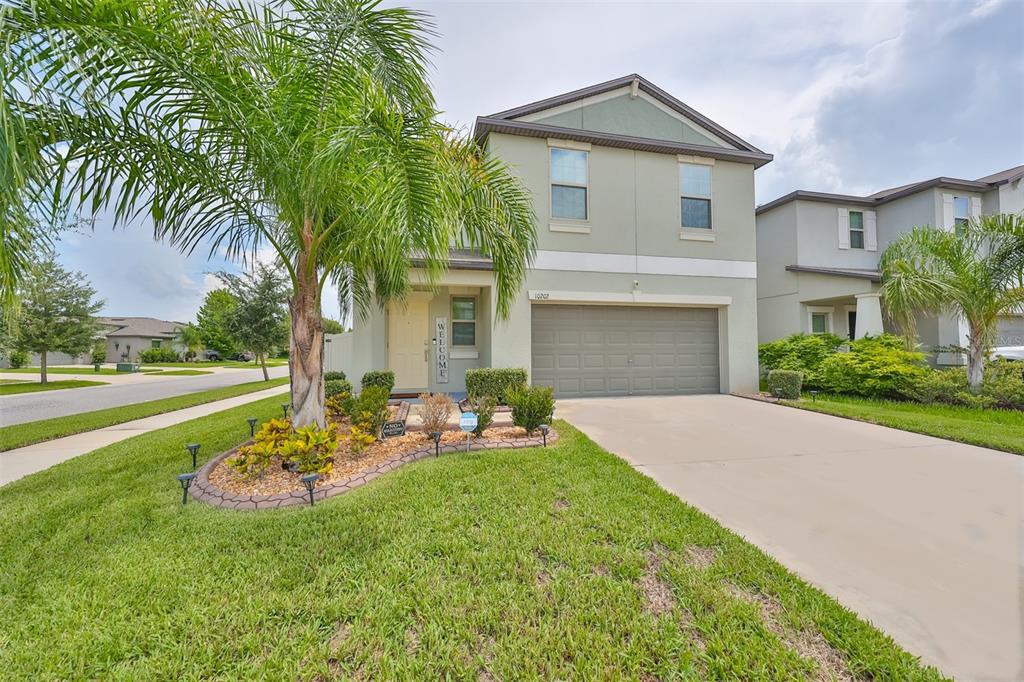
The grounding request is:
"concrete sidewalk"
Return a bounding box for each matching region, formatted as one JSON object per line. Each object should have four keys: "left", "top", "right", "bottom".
{"left": 0, "top": 383, "right": 289, "bottom": 486}
{"left": 558, "top": 394, "right": 1023, "bottom": 682}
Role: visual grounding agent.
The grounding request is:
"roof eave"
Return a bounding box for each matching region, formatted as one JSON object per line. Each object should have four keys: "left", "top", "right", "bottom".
{"left": 475, "top": 117, "right": 773, "bottom": 168}
{"left": 757, "top": 177, "right": 999, "bottom": 215}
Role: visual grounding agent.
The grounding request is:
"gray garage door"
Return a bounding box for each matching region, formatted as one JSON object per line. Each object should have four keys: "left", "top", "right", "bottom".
{"left": 531, "top": 304, "right": 720, "bottom": 398}
{"left": 996, "top": 316, "right": 1024, "bottom": 346}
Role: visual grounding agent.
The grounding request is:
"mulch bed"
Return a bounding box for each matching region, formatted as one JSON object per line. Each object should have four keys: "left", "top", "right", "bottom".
{"left": 191, "top": 423, "right": 558, "bottom": 511}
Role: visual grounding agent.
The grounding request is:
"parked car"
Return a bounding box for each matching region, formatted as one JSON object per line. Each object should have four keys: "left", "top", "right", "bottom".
{"left": 203, "top": 350, "right": 221, "bottom": 361}
{"left": 229, "top": 352, "right": 255, "bottom": 362}
{"left": 993, "top": 346, "right": 1024, "bottom": 361}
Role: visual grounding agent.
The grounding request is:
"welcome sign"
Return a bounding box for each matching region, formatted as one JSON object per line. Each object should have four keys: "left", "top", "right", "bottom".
{"left": 435, "top": 316, "right": 449, "bottom": 384}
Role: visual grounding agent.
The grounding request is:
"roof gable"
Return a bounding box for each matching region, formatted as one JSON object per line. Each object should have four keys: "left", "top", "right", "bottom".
{"left": 476, "top": 75, "right": 771, "bottom": 167}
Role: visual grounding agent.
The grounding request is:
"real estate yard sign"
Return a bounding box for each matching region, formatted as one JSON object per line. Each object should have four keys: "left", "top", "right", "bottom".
{"left": 435, "top": 317, "right": 449, "bottom": 384}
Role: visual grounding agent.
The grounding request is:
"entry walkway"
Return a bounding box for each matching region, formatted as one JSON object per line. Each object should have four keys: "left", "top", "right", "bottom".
{"left": 0, "top": 384, "right": 289, "bottom": 486}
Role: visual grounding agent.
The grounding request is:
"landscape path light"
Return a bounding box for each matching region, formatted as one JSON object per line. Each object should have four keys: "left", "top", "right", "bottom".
{"left": 177, "top": 473, "right": 196, "bottom": 505}
{"left": 538, "top": 424, "right": 550, "bottom": 447}
{"left": 301, "top": 473, "right": 320, "bottom": 506}
{"left": 247, "top": 417, "right": 258, "bottom": 438}
{"left": 185, "top": 443, "right": 200, "bottom": 469}
{"left": 773, "top": 387, "right": 784, "bottom": 402}
{"left": 281, "top": 403, "right": 291, "bottom": 419}
{"left": 809, "top": 390, "right": 819, "bottom": 402}
{"left": 428, "top": 431, "right": 442, "bottom": 457}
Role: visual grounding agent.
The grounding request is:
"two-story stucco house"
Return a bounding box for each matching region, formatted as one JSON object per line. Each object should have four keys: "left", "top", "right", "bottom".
{"left": 755, "top": 165, "right": 1024, "bottom": 361}
{"left": 327, "top": 75, "right": 771, "bottom": 397}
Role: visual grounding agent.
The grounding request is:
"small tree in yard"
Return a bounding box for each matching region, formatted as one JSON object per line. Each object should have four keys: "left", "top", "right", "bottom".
{"left": 196, "top": 289, "right": 240, "bottom": 358}
{"left": 13, "top": 259, "right": 102, "bottom": 383}
{"left": 881, "top": 213, "right": 1024, "bottom": 392}
{"left": 218, "top": 264, "right": 288, "bottom": 381}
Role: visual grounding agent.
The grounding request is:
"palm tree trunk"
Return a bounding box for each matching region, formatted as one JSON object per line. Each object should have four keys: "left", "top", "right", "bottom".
{"left": 289, "top": 235, "right": 325, "bottom": 428}
{"left": 966, "top": 333, "right": 986, "bottom": 393}
{"left": 40, "top": 349, "right": 47, "bottom": 384}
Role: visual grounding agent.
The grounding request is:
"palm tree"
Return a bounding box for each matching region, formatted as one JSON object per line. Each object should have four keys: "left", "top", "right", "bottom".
{"left": 880, "top": 213, "right": 1024, "bottom": 391}
{"left": 176, "top": 323, "right": 204, "bottom": 361}
{"left": 1, "top": 0, "right": 535, "bottom": 427}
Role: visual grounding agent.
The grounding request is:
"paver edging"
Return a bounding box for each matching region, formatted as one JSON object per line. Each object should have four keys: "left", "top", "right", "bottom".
{"left": 190, "top": 428, "right": 559, "bottom": 511}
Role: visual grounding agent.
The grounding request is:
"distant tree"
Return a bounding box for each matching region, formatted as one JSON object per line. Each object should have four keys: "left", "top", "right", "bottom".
{"left": 12, "top": 259, "right": 102, "bottom": 383}
{"left": 321, "top": 318, "right": 345, "bottom": 335}
{"left": 176, "top": 322, "right": 204, "bottom": 360}
{"left": 218, "top": 264, "right": 288, "bottom": 381}
{"left": 196, "top": 289, "right": 239, "bottom": 358}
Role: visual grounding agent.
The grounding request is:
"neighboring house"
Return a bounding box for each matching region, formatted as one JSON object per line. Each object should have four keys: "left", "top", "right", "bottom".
{"left": 97, "top": 317, "right": 185, "bottom": 362}
{"left": 755, "top": 165, "right": 1024, "bottom": 362}
{"left": 327, "top": 75, "right": 770, "bottom": 397}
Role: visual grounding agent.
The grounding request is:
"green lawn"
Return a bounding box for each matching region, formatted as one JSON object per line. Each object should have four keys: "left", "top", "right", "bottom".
{"left": 142, "top": 360, "right": 288, "bottom": 369}
{"left": 783, "top": 394, "right": 1024, "bottom": 455}
{"left": 149, "top": 369, "right": 214, "bottom": 376}
{"left": 0, "top": 379, "right": 108, "bottom": 395}
{"left": 0, "top": 399, "right": 943, "bottom": 680}
{"left": 0, "top": 377, "right": 289, "bottom": 452}
{"left": 1, "top": 366, "right": 165, "bottom": 375}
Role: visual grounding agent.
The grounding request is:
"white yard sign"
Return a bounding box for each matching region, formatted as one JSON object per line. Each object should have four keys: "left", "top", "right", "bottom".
{"left": 435, "top": 316, "right": 449, "bottom": 384}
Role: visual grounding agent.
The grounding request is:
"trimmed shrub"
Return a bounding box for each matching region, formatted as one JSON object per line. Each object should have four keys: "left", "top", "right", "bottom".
{"left": 325, "top": 378, "right": 352, "bottom": 398}
{"left": 361, "top": 370, "right": 395, "bottom": 393}
{"left": 981, "top": 359, "right": 1024, "bottom": 409}
{"left": 465, "top": 367, "right": 528, "bottom": 404}
{"left": 508, "top": 386, "right": 555, "bottom": 435}
{"left": 466, "top": 394, "right": 497, "bottom": 436}
{"left": 91, "top": 343, "right": 107, "bottom": 364}
{"left": 349, "top": 385, "right": 390, "bottom": 436}
{"left": 817, "top": 335, "right": 926, "bottom": 399}
{"left": 8, "top": 350, "right": 28, "bottom": 369}
{"left": 766, "top": 370, "right": 802, "bottom": 399}
{"left": 139, "top": 347, "right": 180, "bottom": 363}
{"left": 905, "top": 369, "right": 968, "bottom": 404}
{"left": 324, "top": 370, "right": 346, "bottom": 382}
{"left": 419, "top": 392, "right": 453, "bottom": 433}
{"left": 758, "top": 333, "right": 845, "bottom": 388}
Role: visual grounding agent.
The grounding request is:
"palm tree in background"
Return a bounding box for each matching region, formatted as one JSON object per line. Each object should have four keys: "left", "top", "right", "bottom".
{"left": 880, "top": 213, "right": 1024, "bottom": 391}
{"left": 176, "top": 323, "right": 204, "bottom": 361}
{"left": 1, "top": 0, "right": 536, "bottom": 426}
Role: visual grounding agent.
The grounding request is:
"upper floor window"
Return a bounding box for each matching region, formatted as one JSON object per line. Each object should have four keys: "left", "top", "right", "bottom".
{"left": 550, "top": 148, "right": 588, "bottom": 221}
{"left": 680, "top": 163, "right": 712, "bottom": 229}
{"left": 953, "top": 196, "right": 969, "bottom": 230}
{"left": 849, "top": 211, "right": 865, "bottom": 249}
{"left": 451, "top": 297, "right": 476, "bottom": 346}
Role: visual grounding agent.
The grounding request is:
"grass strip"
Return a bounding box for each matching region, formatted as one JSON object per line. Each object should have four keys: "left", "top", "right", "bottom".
{"left": 0, "top": 400, "right": 944, "bottom": 680}
{"left": 782, "top": 393, "right": 1024, "bottom": 455}
{"left": 150, "top": 369, "right": 214, "bottom": 376}
{"left": 0, "top": 377, "right": 288, "bottom": 451}
{"left": 0, "top": 380, "right": 107, "bottom": 395}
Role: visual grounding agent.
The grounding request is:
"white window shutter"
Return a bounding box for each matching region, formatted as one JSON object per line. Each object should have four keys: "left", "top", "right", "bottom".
{"left": 837, "top": 208, "right": 850, "bottom": 249}
{"left": 970, "top": 196, "right": 981, "bottom": 218}
{"left": 864, "top": 210, "right": 878, "bottom": 251}
{"left": 941, "top": 193, "right": 954, "bottom": 230}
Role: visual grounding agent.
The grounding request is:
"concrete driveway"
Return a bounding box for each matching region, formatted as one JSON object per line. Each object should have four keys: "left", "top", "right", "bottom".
{"left": 557, "top": 395, "right": 1023, "bottom": 681}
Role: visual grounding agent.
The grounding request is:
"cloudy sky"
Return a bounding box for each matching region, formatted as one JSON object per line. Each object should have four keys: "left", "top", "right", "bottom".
{"left": 55, "top": 0, "right": 1024, "bottom": 323}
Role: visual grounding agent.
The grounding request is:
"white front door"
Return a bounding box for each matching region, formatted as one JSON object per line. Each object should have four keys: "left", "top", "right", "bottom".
{"left": 387, "top": 294, "right": 430, "bottom": 390}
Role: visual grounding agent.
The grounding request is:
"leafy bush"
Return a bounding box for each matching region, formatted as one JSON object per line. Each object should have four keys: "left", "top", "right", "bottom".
{"left": 817, "top": 335, "right": 926, "bottom": 399}
{"left": 325, "top": 378, "right": 352, "bottom": 398}
{"left": 91, "top": 343, "right": 107, "bottom": 364}
{"left": 758, "top": 333, "right": 845, "bottom": 388}
{"left": 8, "top": 350, "right": 28, "bottom": 369}
{"left": 280, "top": 424, "right": 338, "bottom": 475}
{"left": 980, "top": 359, "right": 1024, "bottom": 409}
{"left": 766, "top": 370, "right": 802, "bottom": 399}
{"left": 324, "top": 370, "right": 346, "bottom": 382}
{"left": 419, "top": 392, "right": 453, "bottom": 433}
{"left": 348, "top": 385, "right": 390, "bottom": 436}
{"left": 466, "top": 394, "right": 497, "bottom": 436}
{"left": 361, "top": 370, "right": 395, "bottom": 393}
{"left": 139, "top": 347, "right": 180, "bottom": 363}
{"left": 325, "top": 394, "right": 347, "bottom": 418}
{"left": 346, "top": 423, "right": 376, "bottom": 455}
{"left": 465, "top": 368, "right": 527, "bottom": 404}
{"left": 226, "top": 441, "right": 276, "bottom": 480}
{"left": 508, "top": 386, "right": 555, "bottom": 435}
{"left": 904, "top": 369, "right": 968, "bottom": 404}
